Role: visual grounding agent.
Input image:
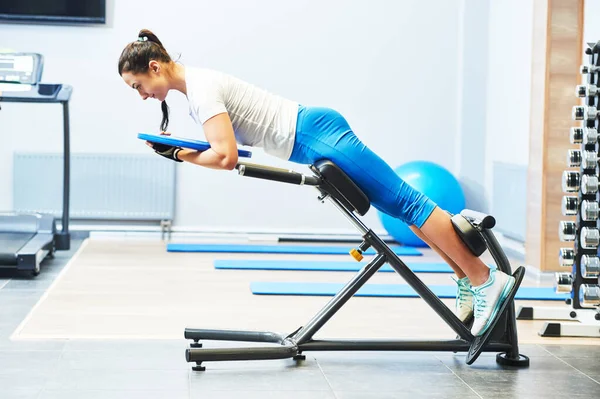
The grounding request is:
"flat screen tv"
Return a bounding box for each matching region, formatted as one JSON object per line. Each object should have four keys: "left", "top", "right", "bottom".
{"left": 0, "top": 1, "right": 106, "bottom": 24}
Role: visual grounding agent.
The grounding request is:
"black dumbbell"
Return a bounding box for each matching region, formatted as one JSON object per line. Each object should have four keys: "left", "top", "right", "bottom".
{"left": 582, "top": 255, "right": 600, "bottom": 278}
{"left": 567, "top": 149, "right": 599, "bottom": 169}
{"left": 562, "top": 196, "right": 599, "bottom": 220}
{"left": 582, "top": 200, "right": 599, "bottom": 221}
{"left": 562, "top": 171, "right": 581, "bottom": 192}
{"left": 580, "top": 284, "right": 600, "bottom": 306}
{"left": 576, "top": 84, "right": 600, "bottom": 97}
{"left": 555, "top": 272, "right": 573, "bottom": 293}
{"left": 562, "top": 196, "right": 578, "bottom": 216}
{"left": 572, "top": 105, "right": 600, "bottom": 121}
{"left": 569, "top": 127, "right": 599, "bottom": 145}
{"left": 559, "top": 247, "right": 575, "bottom": 267}
{"left": 580, "top": 64, "right": 600, "bottom": 74}
{"left": 559, "top": 220, "right": 577, "bottom": 241}
{"left": 581, "top": 226, "right": 600, "bottom": 249}
{"left": 581, "top": 174, "right": 599, "bottom": 194}
{"left": 562, "top": 171, "right": 598, "bottom": 194}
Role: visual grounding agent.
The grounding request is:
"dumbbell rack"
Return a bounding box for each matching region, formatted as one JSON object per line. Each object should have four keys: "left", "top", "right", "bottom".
{"left": 516, "top": 41, "right": 600, "bottom": 338}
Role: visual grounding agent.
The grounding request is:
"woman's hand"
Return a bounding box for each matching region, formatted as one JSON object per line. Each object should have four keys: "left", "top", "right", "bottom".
{"left": 146, "top": 131, "right": 183, "bottom": 162}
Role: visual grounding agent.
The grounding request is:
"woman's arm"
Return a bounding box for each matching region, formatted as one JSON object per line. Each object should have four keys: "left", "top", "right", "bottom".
{"left": 177, "top": 113, "right": 239, "bottom": 170}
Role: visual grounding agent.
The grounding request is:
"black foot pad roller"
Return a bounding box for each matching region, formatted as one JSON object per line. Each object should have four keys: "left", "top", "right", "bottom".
{"left": 466, "top": 266, "right": 526, "bottom": 365}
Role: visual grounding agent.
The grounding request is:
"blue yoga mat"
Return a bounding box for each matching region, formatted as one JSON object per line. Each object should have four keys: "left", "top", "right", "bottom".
{"left": 214, "top": 260, "right": 451, "bottom": 273}
{"left": 249, "top": 282, "right": 570, "bottom": 301}
{"left": 168, "top": 243, "right": 422, "bottom": 256}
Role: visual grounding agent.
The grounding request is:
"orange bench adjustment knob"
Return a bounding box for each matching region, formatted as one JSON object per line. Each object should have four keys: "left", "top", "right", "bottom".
{"left": 349, "top": 248, "right": 363, "bottom": 261}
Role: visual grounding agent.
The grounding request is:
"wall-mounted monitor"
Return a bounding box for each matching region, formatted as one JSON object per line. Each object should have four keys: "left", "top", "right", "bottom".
{"left": 0, "top": 1, "right": 106, "bottom": 25}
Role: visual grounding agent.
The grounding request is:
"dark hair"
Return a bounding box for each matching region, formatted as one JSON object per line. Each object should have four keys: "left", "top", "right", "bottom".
{"left": 118, "top": 29, "right": 171, "bottom": 132}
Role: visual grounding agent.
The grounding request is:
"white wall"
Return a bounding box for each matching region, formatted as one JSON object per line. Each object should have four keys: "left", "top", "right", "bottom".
{"left": 585, "top": 1, "right": 600, "bottom": 43}
{"left": 584, "top": 1, "right": 600, "bottom": 60}
{"left": 0, "top": 0, "right": 464, "bottom": 235}
{"left": 455, "top": 0, "right": 490, "bottom": 212}
{"left": 483, "top": 0, "right": 534, "bottom": 210}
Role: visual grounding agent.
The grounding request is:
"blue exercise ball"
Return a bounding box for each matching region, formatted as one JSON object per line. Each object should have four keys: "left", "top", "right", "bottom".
{"left": 377, "top": 161, "right": 465, "bottom": 247}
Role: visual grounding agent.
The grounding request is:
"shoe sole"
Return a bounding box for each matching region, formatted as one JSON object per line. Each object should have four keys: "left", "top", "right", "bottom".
{"left": 465, "top": 266, "right": 525, "bottom": 365}
{"left": 474, "top": 276, "right": 516, "bottom": 336}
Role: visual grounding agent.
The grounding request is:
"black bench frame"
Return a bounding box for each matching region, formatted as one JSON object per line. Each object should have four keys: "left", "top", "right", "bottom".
{"left": 183, "top": 160, "right": 529, "bottom": 370}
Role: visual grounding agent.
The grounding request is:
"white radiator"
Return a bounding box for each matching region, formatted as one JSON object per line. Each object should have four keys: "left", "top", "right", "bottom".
{"left": 13, "top": 153, "right": 176, "bottom": 220}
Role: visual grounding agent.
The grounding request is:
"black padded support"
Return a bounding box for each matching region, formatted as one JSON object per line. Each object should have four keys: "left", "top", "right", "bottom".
{"left": 313, "top": 160, "right": 370, "bottom": 216}
{"left": 451, "top": 214, "right": 487, "bottom": 257}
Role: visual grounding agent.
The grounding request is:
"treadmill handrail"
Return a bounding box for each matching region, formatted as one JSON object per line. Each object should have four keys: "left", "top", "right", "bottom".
{"left": 0, "top": 84, "right": 72, "bottom": 250}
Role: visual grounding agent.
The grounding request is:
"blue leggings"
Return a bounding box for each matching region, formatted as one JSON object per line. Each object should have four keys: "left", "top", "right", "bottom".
{"left": 289, "top": 105, "right": 437, "bottom": 228}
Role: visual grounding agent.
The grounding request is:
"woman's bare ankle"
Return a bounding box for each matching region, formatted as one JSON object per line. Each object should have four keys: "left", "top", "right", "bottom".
{"left": 470, "top": 268, "right": 490, "bottom": 287}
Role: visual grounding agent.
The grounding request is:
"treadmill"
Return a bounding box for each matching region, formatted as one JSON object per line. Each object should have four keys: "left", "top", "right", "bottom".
{"left": 0, "top": 53, "right": 71, "bottom": 276}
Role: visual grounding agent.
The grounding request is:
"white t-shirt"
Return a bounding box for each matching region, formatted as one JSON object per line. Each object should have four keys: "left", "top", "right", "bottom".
{"left": 185, "top": 66, "right": 299, "bottom": 160}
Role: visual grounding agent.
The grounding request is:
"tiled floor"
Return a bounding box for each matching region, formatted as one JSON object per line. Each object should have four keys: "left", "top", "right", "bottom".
{"left": 1, "top": 239, "right": 599, "bottom": 399}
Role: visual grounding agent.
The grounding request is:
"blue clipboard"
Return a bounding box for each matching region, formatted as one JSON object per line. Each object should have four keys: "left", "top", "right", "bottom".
{"left": 138, "top": 133, "right": 253, "bottom": 158}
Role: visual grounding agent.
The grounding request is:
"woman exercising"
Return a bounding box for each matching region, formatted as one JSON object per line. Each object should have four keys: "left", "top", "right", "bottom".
{"left": 118, "top": 29, "right": 519, "bottom": 337}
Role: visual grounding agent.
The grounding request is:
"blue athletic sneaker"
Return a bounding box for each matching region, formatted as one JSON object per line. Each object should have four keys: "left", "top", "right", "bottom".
{"left": 451, "top": 276, "right": 474, "bottom": 323}
{"left": 470, "top": 268, "right": 516, "bottom": 336}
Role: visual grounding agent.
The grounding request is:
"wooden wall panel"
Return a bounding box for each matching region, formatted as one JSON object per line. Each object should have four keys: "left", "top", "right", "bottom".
{"left": 526, "top": 0, "right": 584, "bottom": 272}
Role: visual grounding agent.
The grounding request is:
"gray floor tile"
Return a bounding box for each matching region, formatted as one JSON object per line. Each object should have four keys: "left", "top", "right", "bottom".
{"left": 190, "top": 367, "right": 331, "bottom": 391}
{"left": 322, "top": 368, "right": 466, "bottom": 393}
{"left": 335, "top": 391, "right": 481, "bottom": 399}
{"left": 0, "top": 305, "right": 37, "bottom": 323}
{"left": 472, "top": 391, "right": 597, "bottom": 399}
{"left": 437, "top": 351, "right": 571, "bottom": 372}
{"left": 541, "top": 344, "right": 600, "bottom": 358}
{"left": 0, "top": 325, "right": 15, "bottom": 339}
{"left": 0, "top": 389, "right": 41, "bottom": 399}
{"left": 0, "top": 338, "right": 67, "bottom": 351}
{"left": 63, "top": 338, "right": 190, "bottom": 352}
{"left": 493, "top": 343, "right": 554, "bottom": 357}
{"left": 447, "top": 368, "right": 600, "bottom": 398}
{"left": 0, "top": 321, "right": 31, "bottom": 338}
{"left": 2, "top": 278, "right": 58, "bottom": 291}
{"left": 474, "top": 386, "right": 600, "bottom": 399}
{"left": 314, "top": 352, "right": 448, "bottom": 372}
{"left": 39, "top": 389, "right": 189, "bottom": 399}
{"left": 59, "top": 346, "right": 190, "bottom": 371}
{"left": 0, "top": 316, "right": 22, "bottom": 332}
{"left": 190, "top": 391, "right": 336, "bottom": 399}
{"left": 76, "top": 339, "right": 323, "bottom": 372}
{"left": 0, "top": 293, "right": 41, "bottom": 307}
{"left": 0, "top": 350, "right": 63, "bottom": 372}
{"left": 0, "top": 286, "right": 46, "bottom": 299}
{"left": 587, "top": 375, "right": 600, "bottom": 384}
{"left": 0, "top": 370, "right": 59, "bottom": 390}
{"left": 189, "top": 357, "right": 321, "bottom": 372}
{"left": 0, "top": 289, "right": 44, "bottom": 301}
{"left": 559, "top": 356, "right": 600, "bottom": 379}
{"left": 45, "top": 369, "right": 190, "bottom": 390}
{"left": 60, "top": 339, "right": 208, "bottom": 370}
